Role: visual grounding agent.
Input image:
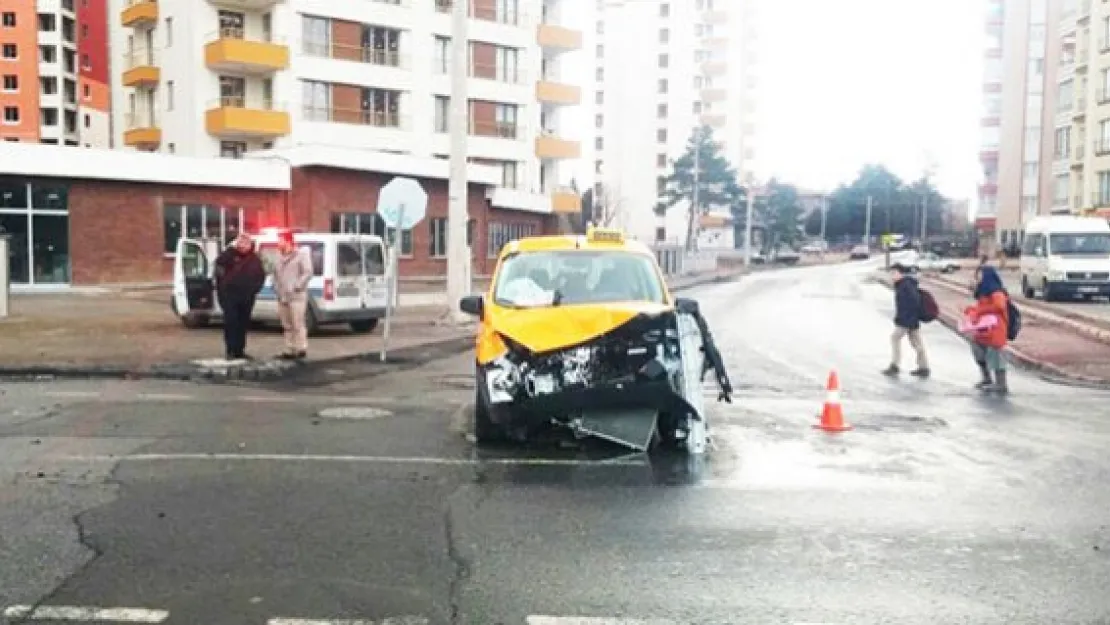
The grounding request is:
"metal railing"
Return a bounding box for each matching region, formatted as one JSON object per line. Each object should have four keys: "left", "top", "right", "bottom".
{"left": 432, "top": 58, "right": 527, "bottom": 84}
{"left": 470, "top": 119, "right": 521, "bottom": 139}
{"left": 435, "top": 0, "right": 524, "bottom": 26}
{"left": 1092, "top": 192, "right": 1110, "bottom": 207}
{"left": 207, "top": 26, "right": 284, "bottom": 44}
{"left": 122, "top": 48, "right": 157, "bottom": 69}
{"left": 209, "top": 97, "right": 286, "bottom": 111}
{"left": 124, "top": 111, "right": 158, "bottom": 129}
{"left": 301, "top": 41, "right": 406, "bottom": 69}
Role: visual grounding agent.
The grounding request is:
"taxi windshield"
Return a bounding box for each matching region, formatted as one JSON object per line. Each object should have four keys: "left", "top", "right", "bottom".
{"left": 493, "top": 250, "right": 666, "bottom": 308}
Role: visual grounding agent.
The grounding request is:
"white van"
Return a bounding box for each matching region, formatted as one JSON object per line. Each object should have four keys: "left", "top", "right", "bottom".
{"left": 1019, "top": 215, "right": 1110, "bottom": 301}
{"left": 172, "top": 230, "right": 390, "bottom": 334}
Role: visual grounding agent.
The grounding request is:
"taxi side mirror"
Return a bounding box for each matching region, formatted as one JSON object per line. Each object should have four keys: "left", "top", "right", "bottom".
{"left": 675, "top": 297, "right": 699, "bottom": 315}
{"left": 459, "top": 295, "right": 484, "bottom": 317}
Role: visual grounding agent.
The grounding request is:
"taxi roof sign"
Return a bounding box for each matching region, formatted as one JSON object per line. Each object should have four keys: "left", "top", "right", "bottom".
{"left": 586, "top": 227, "right": 625, "bottom": 244}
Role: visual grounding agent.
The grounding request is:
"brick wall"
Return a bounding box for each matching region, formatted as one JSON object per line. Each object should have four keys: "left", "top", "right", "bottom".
{"left": 69, "top": 179, "right": 285, "bottom": 285}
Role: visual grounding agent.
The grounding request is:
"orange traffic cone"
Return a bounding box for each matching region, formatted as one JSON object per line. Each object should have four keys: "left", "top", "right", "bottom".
{"left": 815, "top": 370, "right": 852, "bottom": 432}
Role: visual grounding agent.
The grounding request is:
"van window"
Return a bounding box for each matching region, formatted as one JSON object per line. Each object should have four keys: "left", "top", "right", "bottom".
{"left": 258, "top": 242, "right": 325, "bottom": 276}
{"left": 364, "top": 243, "right": 385, "bottom": 276}
{"left": 1048, "top": 232, "right": 1110, "bottom": 255}
{"left": 336, "top": 243, "right": 363, "bottom": 277}
{"left": 1022, "top": 233, "right": 1042, "bottom": 256}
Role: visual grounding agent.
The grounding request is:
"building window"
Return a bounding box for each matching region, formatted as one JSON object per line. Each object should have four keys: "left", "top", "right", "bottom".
{"left": 595, "top": 67, "right": 603, "bottom": 81}
{"left": 162, "top": 204, "right": 252, "bottom": 255}
{"left": 658, "top": 79, "right": 668, "bottom": 93}
{"left": 330, "top": 212, "right": 414, "bottom": 256}
{"left": 493, "top": 45, "right": 519, "bottom": 82}
{"left": 83, "top": 113, "right": 89, "bottom": 128}
{"left": 301, "top": 79, "right": 331, "bottom": 121}
{"left": 301, "top": 15, "right": 332, "bottom": 57}
{"left": 41, "top": 109, "right": 58, "bottom": 126}
{"left": 166, "top": 80, "right": 174, "bottom": 110}
{"left": 2, "top": 44, "right": 16, "bottom": 59}
{"left": 82, "top": 83, "right": 90, "bottom": 99}
{"left": 2, "top": 12, "right": 16, "bottom": 27}
{"left": 487, "top": 222, "right": 538, "bottom": 257}
{"left": 434, "top": 35, "right": 450, "bottom": 73}
{"left": 2, "top": 106, "right": 18, "bottom": 124}
{"left": 659, "top": 29, "right": 669, "bottom": 43}
{"left": 657, "top": 154, "right": 667, "bottom": 167}
{"left": 38, "top": 14, "right": 56, "bottom": 32}
{"left": 658, "top": 53, "right": 668, "bottom": 68}
{"left": 80, "top": 53, "right": 89, "bottom": 70}
{"left": 1, "top": 75, "right": 15, "bottom": 91}
{"left": 0, "top": 181, "right": 71, "bottom": 285}
{"left": 500, "top": 161, "right": 519, "bottom": 189}
{"left": 656, "top": 176, "right": 666, "bottom": 194}
{"left": 657, "top": 128, "right": 667, "bottom": 142}
{"left": 220, "top": 141, "right": 248, "bottom": 158}
{"left": 658, "top": 103, "right": 667, "bottom": 117}
{"left": 660, "top": 4, "right": 670, "bottom": 17}
{"left": 165, "top": 17, "right": 173, "bottom": 46}
{"left": 430, "top": 218, "right": 448, "bottom": 257}
{"left": 434, "top": 95, "right": 449, "bottom": 132}
{"left": 595, "top": 44, "right": 603, "bottom": 57}
{"left": 595, "top": 91, "right": 603, "bottom": 105}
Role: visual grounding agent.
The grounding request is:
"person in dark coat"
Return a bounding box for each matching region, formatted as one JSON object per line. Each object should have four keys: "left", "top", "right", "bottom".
{"left": 883, "top": 262, "right": 930, "bottom": 378}
{"left": 214, "top": 233, "right": 267, "bottom": 360}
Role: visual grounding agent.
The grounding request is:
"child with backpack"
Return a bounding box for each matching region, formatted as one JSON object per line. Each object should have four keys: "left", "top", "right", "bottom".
{"left": 883, "top": 263, "right": 931, "bottom": 378}
{"left": 964, "top": 266, "right": 1015, "bottom": 394}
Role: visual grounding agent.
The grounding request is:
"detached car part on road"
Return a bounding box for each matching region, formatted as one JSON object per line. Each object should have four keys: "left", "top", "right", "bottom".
{"left": 459, "top": 227, "right": 734, "bottom": 454}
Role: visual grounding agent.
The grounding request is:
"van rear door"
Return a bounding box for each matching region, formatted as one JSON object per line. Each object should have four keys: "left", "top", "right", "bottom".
{"left": 362, "top": 238, "right": 388, "bottom": 313}
{"left": 172, "top": 238, "right": 221, "bottom": 321}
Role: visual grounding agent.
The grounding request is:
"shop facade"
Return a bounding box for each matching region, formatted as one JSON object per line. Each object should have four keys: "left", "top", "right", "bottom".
{"left": 0, "top": 178, "right": 72, "bottom": 286}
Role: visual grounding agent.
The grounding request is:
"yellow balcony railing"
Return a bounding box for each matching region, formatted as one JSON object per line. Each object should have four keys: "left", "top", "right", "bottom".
{"left": 535, "top": 79, "right": 580, "bottom": 105}
{"left": 537, "top": 24, "right": 582, "bottom": 51}
{"left": 535, "top": 135, "right": 580, "bottom": 160}
{"left": 551, "top": 189, "right": 581, "bottom": 214}
{"left": 205, "top": 28, "right": 289, "bottom": 73}
{"left": 205, "top": 97, "right": 290, "bottom": 137}
{"left": 123, "top": 112, "right": 160, "bottom": 148}
{"left": 121, "top": 50, "right": 159, "bottom": 86}
{"left": 121, "top": 0, "right": 157, "bottom": 27}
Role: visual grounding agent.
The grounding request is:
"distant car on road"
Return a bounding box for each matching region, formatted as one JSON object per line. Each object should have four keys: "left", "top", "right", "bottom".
{"left": 771, "top": 247, "right": 801, "bottom": 265}
{"left": 849, "top": 245, "right": 870, "bottom": 260}
{"left": 915, "top": 252, "right": 961, "bottom": 274}
{"left": 800, "top": 242, "right": 826, "bottom": 255}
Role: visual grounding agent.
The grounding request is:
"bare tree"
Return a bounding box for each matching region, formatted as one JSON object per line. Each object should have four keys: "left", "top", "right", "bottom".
{"left": 588, "top": 183, "right": 623, "bottom": 228}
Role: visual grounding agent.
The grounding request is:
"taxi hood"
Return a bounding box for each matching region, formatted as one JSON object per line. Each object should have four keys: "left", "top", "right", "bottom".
{"left": 488, "top": 301, "right": 674, "bottom": 354}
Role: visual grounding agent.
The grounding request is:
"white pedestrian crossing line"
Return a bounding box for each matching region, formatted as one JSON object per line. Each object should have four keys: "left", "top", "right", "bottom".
{"left": 527, "top": 618, "right": 677, "bottom": 624}
{"left": 2, "top": 605, "right": 168, "bottom": 622}
{"left": 267, "top": 618, "right": 428, "bottom": 625}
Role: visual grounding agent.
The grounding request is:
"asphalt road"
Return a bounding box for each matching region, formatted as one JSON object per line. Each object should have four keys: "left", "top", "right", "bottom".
{"left": 2, "top": 261, "right": 1110, "bottom": 624}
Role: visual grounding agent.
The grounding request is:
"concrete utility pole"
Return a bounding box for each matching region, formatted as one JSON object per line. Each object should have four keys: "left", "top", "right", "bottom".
{"left": 819, "top": 194, "right": 827, "bottom": 243}
{"left": 445, "top": 0, "right": 471, "bottom": 320}
{"left": 865, "top": 194, "right": 873, "bottom": 247}
{"left": 743, "top": 179, "right": 756, "bottom": 266}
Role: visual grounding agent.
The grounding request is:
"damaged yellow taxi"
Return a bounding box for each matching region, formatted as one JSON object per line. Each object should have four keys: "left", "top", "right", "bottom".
{"left": 458, "top": 227, "right": 733, "bottom": 453}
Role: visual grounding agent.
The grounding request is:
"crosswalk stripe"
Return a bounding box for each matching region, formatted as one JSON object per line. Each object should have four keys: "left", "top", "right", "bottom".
{"left": 268, "top": 618, "right": 429, "bottom": 625}
{"left": 2, "top": 605, "right": 169, "bottom": 622}
{"left": 526, "top": 618, "right": 676, "bottom": 624}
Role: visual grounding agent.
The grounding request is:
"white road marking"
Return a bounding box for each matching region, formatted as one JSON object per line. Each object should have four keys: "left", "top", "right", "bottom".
{"left": 2, "top": 605, "right": 169, "bottom": 622}
{"left": 66, "top": 453, "right": 649, "bottom": 468}
{"left": 237, "top": 395, "right": 298, "bottom": 403}
{"left": 526, "top": 618, "right": 676, "bottom": 624}
{"left": 268, "top": 618, "right": 428, "bottom": 625}
{"left": 136, "top": 393, "right": 193, "bottom": 401}
{"left": 43, "top": 391, "right": 100, "bottom": 398}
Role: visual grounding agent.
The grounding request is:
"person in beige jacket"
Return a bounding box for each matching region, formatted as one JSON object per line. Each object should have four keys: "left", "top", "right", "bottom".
{"left": 272, "top": 230, "right": 314, "bottom": 360}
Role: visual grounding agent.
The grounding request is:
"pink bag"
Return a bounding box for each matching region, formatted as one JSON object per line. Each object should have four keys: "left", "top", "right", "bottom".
{"left": 958, "top": 313, "right": 999, "bottom": 335}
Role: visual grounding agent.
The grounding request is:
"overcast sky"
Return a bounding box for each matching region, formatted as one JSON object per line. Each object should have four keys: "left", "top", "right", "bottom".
{"left": 567, "top": 0, "right": 983, "bottom": 204}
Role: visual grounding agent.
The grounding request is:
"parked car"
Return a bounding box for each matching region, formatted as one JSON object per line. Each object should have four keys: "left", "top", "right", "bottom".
{"left": 849, "top": 245, "right": 870, "bottom": 260}
{"left": 800, "top": 241, "right": 826, "bottom": 255}
{"left": 771, "top": 247, "right": 801, "bottom": 265}
{"left": 915, "top": 252, "right": 961, "bottom": 274}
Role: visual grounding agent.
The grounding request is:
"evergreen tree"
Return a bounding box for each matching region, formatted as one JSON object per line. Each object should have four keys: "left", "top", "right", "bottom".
{"left": 656, "top": 125, "right": 743, "bottom": 250}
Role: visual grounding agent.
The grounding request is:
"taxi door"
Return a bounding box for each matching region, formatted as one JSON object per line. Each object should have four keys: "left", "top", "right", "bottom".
{"left": 172, "top": 238, "right": 223, "bottom": 325}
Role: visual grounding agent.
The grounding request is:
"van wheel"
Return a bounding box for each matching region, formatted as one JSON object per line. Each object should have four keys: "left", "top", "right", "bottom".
{"left": 305, "top": 306, "right": 320, "bottom": 336}
{"left": 350, "top": 319, "right": 378, "bottom": 333}
{"left": 1042, "top": 280, "right": 1056, "bottom": 302}
{"left": 182, "top": 314, "right": 210, "bottom": 329}
{"left": 1022, "top": 277, "right": 1035, "bottom": 299}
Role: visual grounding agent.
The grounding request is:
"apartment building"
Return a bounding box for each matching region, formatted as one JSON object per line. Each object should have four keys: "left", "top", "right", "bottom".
{"left": 109, "top": 0, "right": 582, "bottom": 217}
{"left": 0, "top": 0, "right": 111, "bottom": 147}
{"left": 592, "top": 0, "right": 760, "bottom": 245}
{"left": 1057, "top": 0, "right": 1110, "bottom": 219}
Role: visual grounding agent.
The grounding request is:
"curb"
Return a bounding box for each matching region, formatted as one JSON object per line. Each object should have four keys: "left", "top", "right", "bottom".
{"left": 925, "top": 274, "right": 1110, "bottom": 346}
{"left": 0, "top": 335, "right": 475, "bottom": 384}
{"left": 873, "top": 273, "right": 1110, "bottom": 388}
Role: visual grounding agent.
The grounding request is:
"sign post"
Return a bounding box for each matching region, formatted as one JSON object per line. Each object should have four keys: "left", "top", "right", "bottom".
{"left": 377, "top": 177, "right": 428, "bottom": 362}
{"left": 0, "top": 235, "right": 9, "bottom": 319}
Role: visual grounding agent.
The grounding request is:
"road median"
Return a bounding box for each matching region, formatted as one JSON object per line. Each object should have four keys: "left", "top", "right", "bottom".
{"left": 874, "top": 272, "right": 1110, "bottom": 386}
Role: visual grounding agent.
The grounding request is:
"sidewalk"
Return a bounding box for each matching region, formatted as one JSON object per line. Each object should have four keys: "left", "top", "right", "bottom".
{"left": 0, "top": 265, "right": 755, "bottom": 380}
{"left": 877, "top": 272, "right": 1110, "bottom": 385}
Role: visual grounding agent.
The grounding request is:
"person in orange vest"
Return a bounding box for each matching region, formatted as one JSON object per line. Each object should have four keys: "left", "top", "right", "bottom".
{"left": 966, "top": 265, "right": 1010, "bottom": 394}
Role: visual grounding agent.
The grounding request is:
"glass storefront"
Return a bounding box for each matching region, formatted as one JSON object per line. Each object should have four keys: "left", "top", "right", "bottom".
{"left": 0, "top": 177, "right": 71, "bottom": 285}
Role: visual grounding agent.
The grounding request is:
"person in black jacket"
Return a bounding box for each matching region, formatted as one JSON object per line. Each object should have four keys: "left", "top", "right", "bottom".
{"left": 883, "top": 262, "right": 930, "bottom": 378}
{"left": 214, "top": 234, "right": 267, "bottom": 360}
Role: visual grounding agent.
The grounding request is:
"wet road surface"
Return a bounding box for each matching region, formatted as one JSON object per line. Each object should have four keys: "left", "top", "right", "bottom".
{"left": 2, "top": 261, "right": 1109, "bottom": 624}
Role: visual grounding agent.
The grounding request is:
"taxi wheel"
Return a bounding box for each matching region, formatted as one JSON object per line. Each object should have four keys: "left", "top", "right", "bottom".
{"left": 473, "top": 374, "right": 506, "bottom": 444}
{"left": 349, "top": 319, "right": 378, "bottom": 334}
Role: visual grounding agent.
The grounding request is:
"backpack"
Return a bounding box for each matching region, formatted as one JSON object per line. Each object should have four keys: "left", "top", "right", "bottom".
{"left": 918, "top": 288, "right": 939, "bottom": 323}
{"left": 1006, "top": 299, "right": 1022, "bottom": 341}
